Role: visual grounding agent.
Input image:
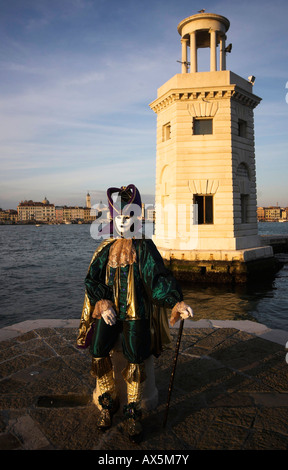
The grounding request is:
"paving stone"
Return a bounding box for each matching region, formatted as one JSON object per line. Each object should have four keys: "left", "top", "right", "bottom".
{"left": 252, "top": 392, "right": 288, "bottom": 407}
{"left": 9, "top": 414, "right": 50, "bottom": 450}
{"left": 0, "top": 432, "right": 23, "bottom": 450}
{"left": 15, "top": 331, "right": 38, "bottom": 342}
{"left": 1, "top": 324, "right": 288, "bottom": 450}
{"left": 196, "top": 421, "right": 250, "bottom": 450}
{"left": 212, "top": 406, "right": 257, "bottom": 429}
{"left": 243, "top": 429, "right": 288, "bottom": 450}
{"left": 209, "top": 336, "right": 282, "bottom": 371}
{"left": 253, "top": 407, "right": 288, "bottom": 435}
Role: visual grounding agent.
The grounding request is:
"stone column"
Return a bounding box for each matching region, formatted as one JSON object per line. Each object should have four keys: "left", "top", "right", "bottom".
{"left": 189, "top": 31, "right": 197, "bottom": 73}
{"left": 220, "top": 34, "right": 226, "bottom": 71}
{"left": 210, "top": 29, "right": 217, "bottom": 71}
{"left": 181, "top": 38, "right": 188, "bottom": 73}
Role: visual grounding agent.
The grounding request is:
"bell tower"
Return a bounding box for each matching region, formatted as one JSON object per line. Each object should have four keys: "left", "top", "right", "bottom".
{"left": 149, "top": 12, "right": 274, "bottom": 282}
{"left": 86, "top": 192, "right": 91, "bottom": 209}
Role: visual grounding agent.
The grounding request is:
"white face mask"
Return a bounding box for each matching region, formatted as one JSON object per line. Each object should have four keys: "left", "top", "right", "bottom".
{"left": 114, "top": 214, "right": 134, "bottom": 237}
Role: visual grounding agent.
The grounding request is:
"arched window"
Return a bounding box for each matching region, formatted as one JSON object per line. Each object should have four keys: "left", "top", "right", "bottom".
{"left": 236, "top": 162, "right": 250, "bottom": 179}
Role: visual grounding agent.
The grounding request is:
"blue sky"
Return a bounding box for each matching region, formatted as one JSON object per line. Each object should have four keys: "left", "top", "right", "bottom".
{"left": 0, "top": 0, "right": 287, "bottom": 209}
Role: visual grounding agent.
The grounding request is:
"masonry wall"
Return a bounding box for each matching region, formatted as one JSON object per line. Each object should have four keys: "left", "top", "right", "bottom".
{"left": 151, "top": 71, "right": 261, "bottom": 253}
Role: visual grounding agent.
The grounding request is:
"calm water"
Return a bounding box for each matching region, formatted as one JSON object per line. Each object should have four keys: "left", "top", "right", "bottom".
{"left": 0, "top": 222, "right": 288, "bottom": 331}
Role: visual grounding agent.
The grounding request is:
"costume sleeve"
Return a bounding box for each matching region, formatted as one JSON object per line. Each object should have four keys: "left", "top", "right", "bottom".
{"left": 137, "top": 239, "right": 183, "bottom": 309}
{"left": 85, "top": 242, "right": 113, "bottom": 305}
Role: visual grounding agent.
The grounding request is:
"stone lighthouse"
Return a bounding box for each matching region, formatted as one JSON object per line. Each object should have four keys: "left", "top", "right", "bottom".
{"left": 149, "top": 12, "right": 275, "bottom": 283}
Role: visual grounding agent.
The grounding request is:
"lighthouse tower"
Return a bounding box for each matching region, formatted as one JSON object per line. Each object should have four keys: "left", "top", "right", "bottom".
{"left": 149, "top": 12, "right": 274, "bottom": 282}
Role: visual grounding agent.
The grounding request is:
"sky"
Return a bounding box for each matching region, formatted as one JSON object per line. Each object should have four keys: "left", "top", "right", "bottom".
{"left": 0, "top": 0, "right": 287, "bottom": 210}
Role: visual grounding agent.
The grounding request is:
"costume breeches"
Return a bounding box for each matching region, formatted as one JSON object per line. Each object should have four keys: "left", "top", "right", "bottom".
{"left": 90, "top": 318, "right": 151, "bottom": 364}
{"left": 90, "top": 319, "right": 149, "bottom": 412}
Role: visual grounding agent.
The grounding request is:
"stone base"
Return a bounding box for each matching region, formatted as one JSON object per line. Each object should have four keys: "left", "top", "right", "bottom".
{"left": 93, "top": 337, "right": 158, "bottom": 412}
{"left": 159, "top": 245, "right": 282, "bottom": 284}
{"left": 260, "top": 235, "right": 288, "bottom": 254}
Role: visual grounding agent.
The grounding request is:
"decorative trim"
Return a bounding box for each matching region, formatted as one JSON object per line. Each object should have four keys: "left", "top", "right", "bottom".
{"left": 91, "top": 356, "right": 113, "bottom": 379}
{"left": 122, "top": 362, "right": 146, "bottom": 384}
{"left": 188, "top": 101, "right": 219, "bottom": 117}
{"left": 150, "top": 86, "right": 261, "bottom": 114}
{"left": 188, "top": 179, "right": 219, "bottom": 194}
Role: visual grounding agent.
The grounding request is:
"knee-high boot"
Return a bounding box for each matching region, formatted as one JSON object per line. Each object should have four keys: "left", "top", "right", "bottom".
{"left": 91, "top": 356, "right": 119, "bottom": 431}
{"left": 122, "top": 362, "right": 146, "bottom": 443}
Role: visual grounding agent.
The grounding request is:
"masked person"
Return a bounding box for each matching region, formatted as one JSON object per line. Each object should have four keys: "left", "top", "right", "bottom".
{"left": 77, "top": 184, "right": 193, "bottom": 443}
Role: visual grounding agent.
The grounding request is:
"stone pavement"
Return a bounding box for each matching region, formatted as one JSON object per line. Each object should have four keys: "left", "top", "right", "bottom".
{"left": 0, "top": 318, "right": 288, "bottom": 451}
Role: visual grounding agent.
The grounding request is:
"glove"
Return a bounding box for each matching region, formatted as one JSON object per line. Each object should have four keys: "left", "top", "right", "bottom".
{"left": 170, "top": 301, "right": 193, "bottom": 326}
{"left": 92, "top": 299, "right": 117, "bottom": 325}
{"left": 179, "top": 304, "right": 193, "bottom": 320}
{"left": 101, "top": 306, "right": 117, "bottom": 326}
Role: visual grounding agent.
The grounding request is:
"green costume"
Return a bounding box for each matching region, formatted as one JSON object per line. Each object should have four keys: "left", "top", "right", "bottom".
{"left": 77, "top": 237, "right": 183, "bottom": 360}
{"left": 76, "top": 185, "right": 186, "bottom": 443}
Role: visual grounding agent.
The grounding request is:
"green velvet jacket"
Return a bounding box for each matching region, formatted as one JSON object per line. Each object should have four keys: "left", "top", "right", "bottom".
{"left": 76, "top": 238, "right": 183, "bottom": 356}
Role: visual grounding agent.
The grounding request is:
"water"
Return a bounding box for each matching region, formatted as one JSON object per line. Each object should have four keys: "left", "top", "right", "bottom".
{"left": 0, "top": 222, "right": 288, "bottom": 331}
{"left": 0, "top": 224, "right": 97, "bottom": 329}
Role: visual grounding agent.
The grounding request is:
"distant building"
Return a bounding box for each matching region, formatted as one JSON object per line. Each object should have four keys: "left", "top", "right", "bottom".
{"left": 63, "top": 206, "right": 82, "bottom": 222}
{"left": 55, "top": 206, "right": 64, "bottom": 223}
{"left": 282, "top": 208, "right": 288, "bottom": 220}
{"left": 59, "top": 205, "right": 97, "bottom": 223}
{"left": 265, "top": 207, "right": 281, "bottom": 222}
{"left": 17, "top": 199, "right": 55, "bottom": 222}
{"left": 16, "top": 193, "right": 101, "bottom": 224}
{"left": 146, "top": 207, "right": 156, "bottom": 222}
{"left": 257, "top": 207, "right": 265, "bottom": 221}
{"left": 93, "top": 201, "right": 110, "bottom": 222}
{"left": 86, "top": 192, "right": 91, "bottom": 209}
{"left": 0, "top": 209, "right": 18, "bottom": 223}
{"left": 86, "top": 206, "right": 98, "bottom": 222}
{"left": 257, "top": 206, "right": 287, "bottom": 222}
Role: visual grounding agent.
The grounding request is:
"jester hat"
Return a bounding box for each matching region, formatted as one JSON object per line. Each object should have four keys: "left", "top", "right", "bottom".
{"left": 107, "top": 184, "right": 142, "bottom": 218}
{"left": 98, "top": 184, "right": 142, "bottom": 237}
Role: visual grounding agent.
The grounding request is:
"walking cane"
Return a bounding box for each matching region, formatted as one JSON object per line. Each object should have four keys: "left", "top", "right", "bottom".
{"left": 163, "top": 318, "right": 185, "bottom": 428}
